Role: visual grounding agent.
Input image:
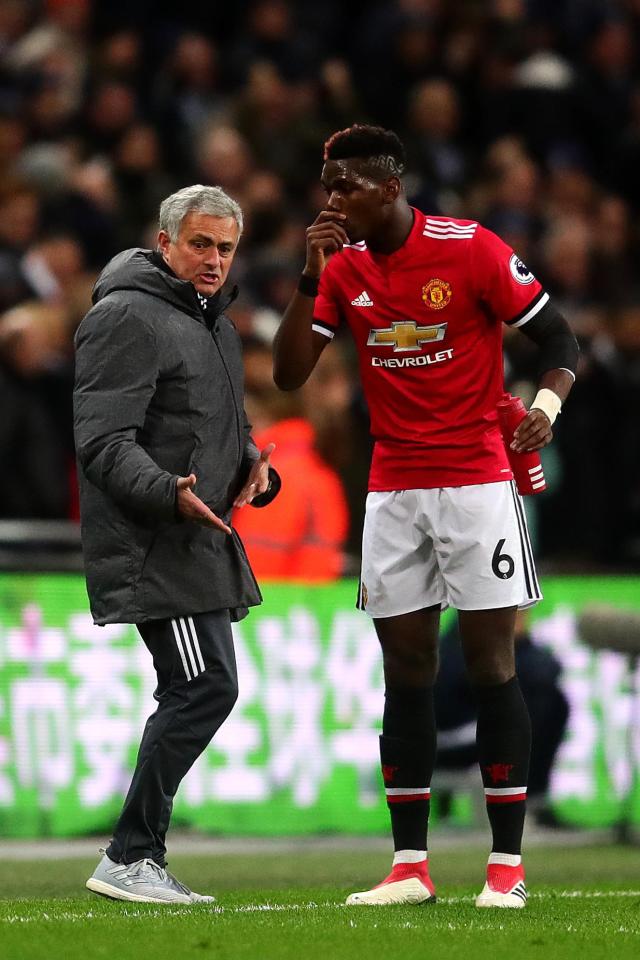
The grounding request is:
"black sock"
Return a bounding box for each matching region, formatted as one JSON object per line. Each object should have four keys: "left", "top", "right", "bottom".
{"left": 474, "top": 676, "right": 531, "bottom": 855}
{"left": 381, "top": 686, "right": 436, "bottom": 852}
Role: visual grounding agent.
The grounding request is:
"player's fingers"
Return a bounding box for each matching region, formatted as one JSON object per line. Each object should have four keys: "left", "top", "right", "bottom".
{"left": 512, "top": 425, "right": 552, "bottom": 452}
{"left": 529, "top": 428, "right": 553, "bottom": 450}
{"left": 314, "top": 210, "right": 347, "bottom": 224}
{"left": 512, "top": 411, "right": 550, "bottom": 446}
{"left": 307, "top": 233, "right": 347, "bottom": 254}
{"left": 308, "top": 236, "right": 342, "bottom": 257}
{"left": 307, "top": 223, "right": 349, "bottom": 244}
{"left": 518, "top": 417, "right": 552, "bottom": 441}
{"left": 308, "top": 221, "right": 348, "bottom": 237}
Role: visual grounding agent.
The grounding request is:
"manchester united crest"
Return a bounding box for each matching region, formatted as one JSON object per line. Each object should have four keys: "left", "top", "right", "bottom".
{"left": 484, "top": 763, "right": 514, "bottom": 784}
{"left": 422, "top": 278, "right": 452, "bottom": 310}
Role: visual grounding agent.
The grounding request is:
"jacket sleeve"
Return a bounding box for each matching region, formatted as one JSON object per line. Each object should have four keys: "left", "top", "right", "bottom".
{"left": 73, "top": 300, "right": 178, "bottom": 520}
{"left": 237, "top": 408, "right": 260, "bottom": 481}
{"left": 242, "top": 426, "right": 260, "bottom": 470}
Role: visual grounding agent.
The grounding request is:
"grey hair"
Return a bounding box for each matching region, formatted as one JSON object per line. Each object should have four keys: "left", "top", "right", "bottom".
{"left": 158, "top": 184, "right": 243, "bottom": 240}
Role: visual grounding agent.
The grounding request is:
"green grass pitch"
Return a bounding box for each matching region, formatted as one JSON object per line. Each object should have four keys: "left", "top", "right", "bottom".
{"left": 1, "top": 844, "right": 639, "bottom": 960}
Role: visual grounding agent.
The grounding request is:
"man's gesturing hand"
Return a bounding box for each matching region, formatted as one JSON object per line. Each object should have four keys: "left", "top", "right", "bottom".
{"left": 176, "top": 474, "right": 232, "bottom": 534}
{"left": 304, "top": 211, "right": 348, "bottom": 277}
{"left": 234, "top": 443, "right": 276, "bottom": 508}
{"left": 511, "top": 409, "right": 553, "bottom": 453}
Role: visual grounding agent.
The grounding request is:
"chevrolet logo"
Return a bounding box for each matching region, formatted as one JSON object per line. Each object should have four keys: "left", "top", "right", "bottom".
{"left": 367, "top": 321, "right": 447, "bottom": 352}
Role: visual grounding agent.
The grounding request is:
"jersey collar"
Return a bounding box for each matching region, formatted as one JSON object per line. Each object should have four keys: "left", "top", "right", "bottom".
{"left": 366, "top": 207, "right": 425, "bottom": 265}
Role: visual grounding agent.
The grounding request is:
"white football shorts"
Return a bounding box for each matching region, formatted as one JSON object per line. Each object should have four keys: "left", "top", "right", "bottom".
{"left": 357, "top": 481, "right": 542, "bottom": 617}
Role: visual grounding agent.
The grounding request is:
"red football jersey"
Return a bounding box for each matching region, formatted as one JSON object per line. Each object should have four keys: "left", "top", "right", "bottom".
{"left": 312, "top": 208, "right": 548, "bottom": 490}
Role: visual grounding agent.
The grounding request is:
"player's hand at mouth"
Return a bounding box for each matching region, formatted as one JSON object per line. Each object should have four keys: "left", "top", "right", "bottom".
{"left": 323, "top": 209, "right": 350, "bottom": 234}
{"left": 304, "top": 210, "right": 349, "bottom": 276}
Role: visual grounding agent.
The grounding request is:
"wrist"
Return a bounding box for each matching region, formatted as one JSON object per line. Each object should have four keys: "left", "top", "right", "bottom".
{"left": 298, "top": 273, "right": 319, "bottom": 297}
{"left": 251, "top": 467, "right": 281, "bottom": 508}
{"left": 530, "top": 388, "right": 562, "bottom": 425}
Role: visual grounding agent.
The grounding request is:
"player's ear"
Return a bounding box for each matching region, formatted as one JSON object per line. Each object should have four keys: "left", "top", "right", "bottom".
{"left": 382, "top": 177, "right": 401, "bottom": 203}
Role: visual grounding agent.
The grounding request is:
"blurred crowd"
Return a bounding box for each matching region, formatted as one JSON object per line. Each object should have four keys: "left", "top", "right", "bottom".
{"left": 1, "top": 0, "right": 639, "bottom": 572}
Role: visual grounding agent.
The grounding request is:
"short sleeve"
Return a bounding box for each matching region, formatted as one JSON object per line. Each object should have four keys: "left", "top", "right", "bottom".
{"left": 471, "top": 224, "right": 548, "bottom": 328}
{"left": 312, "top": 264, "right": 342, "bottom": 341}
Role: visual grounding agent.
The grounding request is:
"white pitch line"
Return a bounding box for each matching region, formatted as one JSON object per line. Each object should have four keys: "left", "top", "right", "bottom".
{"left": 437, "top": 891, "right": 640, "bottom": 903}
{"left": 2, "top": 890, "right": 640, "bottom": 923}
{"left": 542, "top": 890, "right": 640, "bottom": 899}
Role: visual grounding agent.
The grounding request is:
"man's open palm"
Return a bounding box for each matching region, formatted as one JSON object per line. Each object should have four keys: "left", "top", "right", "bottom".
{"left": 234, "top": 443, "right": 276, "bottom": 508}
{"left": 176, "top": 474, "right": 232, "bottom": 534}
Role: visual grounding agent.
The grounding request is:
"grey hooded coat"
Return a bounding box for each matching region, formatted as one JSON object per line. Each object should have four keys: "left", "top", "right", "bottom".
{"left": 73, "top": 248, "right": 263, "bottom": 625}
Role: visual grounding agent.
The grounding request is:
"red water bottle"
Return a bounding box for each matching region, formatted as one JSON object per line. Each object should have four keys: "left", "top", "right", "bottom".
{"left": 497, "top": 394, "right": 547, "bottom": 496}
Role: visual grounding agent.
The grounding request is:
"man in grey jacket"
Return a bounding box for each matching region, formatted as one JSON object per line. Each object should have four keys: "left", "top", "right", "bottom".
{"left": 74, "top": 184, "right": 279, "bottom": 904}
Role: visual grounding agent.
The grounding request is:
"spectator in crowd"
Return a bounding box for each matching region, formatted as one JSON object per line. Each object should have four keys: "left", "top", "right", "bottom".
{"left": 0, "top": 182, "right": 41, "bottom": 311}
{"left": 405, "top": 78, "right": 467, "bottom": 208}
{"left": 234, "top": 338, "right": 349, "bottom": 580}
{"left": 0, "top": 300, "right": 72, "bottom": 518}
{"left": 153, "top": 33, "right": 226, "bottom": 176}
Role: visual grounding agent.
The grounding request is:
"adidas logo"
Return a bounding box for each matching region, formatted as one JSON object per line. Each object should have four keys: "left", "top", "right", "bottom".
{"left": 351, "top": 290, "right": 373, "bottom": 306}
{"left": 511, "top": 881, "right": 528, "bottom": 904}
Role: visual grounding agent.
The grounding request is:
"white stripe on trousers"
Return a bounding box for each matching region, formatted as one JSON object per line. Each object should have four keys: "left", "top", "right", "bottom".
{"left": 171, "top": 619, "right": 192, "bottom": 680}
{"left": 186, "top": 617, "right": 206, "bottom": 673}
{"left": 171, "top": 618, "right": 206, "bottom": 681}
{"left": 178, "top": 618, "right": 199, "bottom": 678}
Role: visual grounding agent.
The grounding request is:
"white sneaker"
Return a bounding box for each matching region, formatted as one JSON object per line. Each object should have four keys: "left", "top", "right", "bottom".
{"left": 346, "top": 862, "right": 436, "bottom": 906}
{"left": 475, "top": 863, "right": 527, "bottom": 908}
{"left": 86, "top": 851, "right": 213, "bottom": 904}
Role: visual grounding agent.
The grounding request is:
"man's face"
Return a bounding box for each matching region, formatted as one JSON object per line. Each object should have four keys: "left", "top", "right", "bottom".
{"left": 158, "top": 211, "right": 239, "bottom": 296}
{"left": 320, "top": 159, "right": 391, "bottom": 243}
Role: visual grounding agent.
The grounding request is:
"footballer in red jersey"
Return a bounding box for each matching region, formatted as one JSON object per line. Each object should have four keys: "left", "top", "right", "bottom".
{"left": 273, "top": 124, "right": 578, "bottom": 908}
{"left": 311, "top": 212, "right": 549, "bottom": 491}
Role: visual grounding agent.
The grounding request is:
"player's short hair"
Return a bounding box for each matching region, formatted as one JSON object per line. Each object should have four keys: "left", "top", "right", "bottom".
{"left": 159, "top": 185, "right": 243, "bottom": 241}
{"left": 323, "top": 124, "right": 406, "bottom": 177}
